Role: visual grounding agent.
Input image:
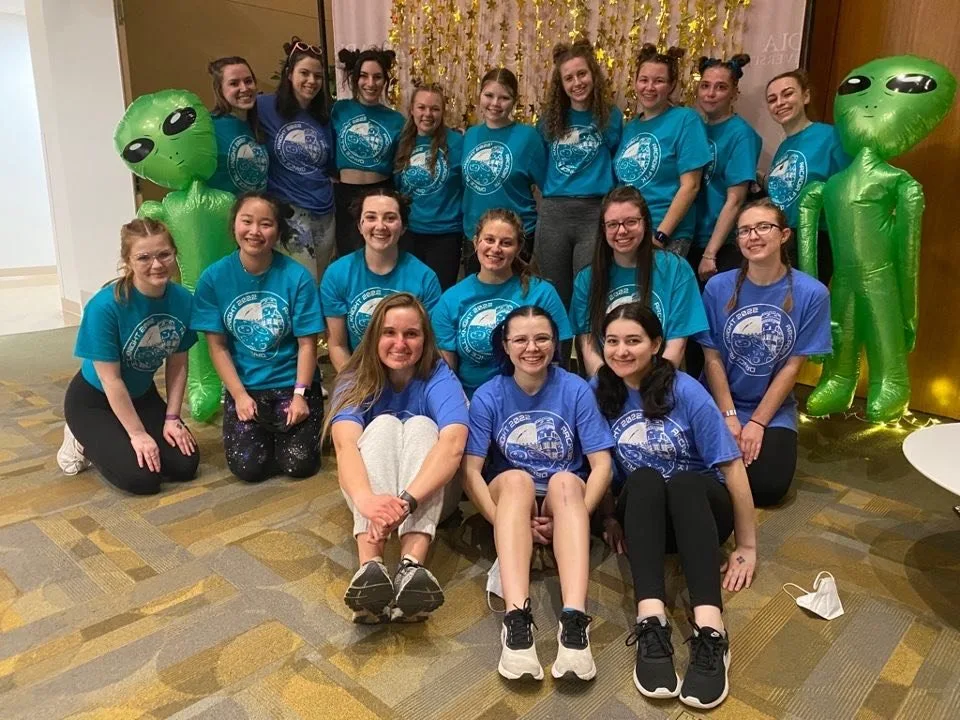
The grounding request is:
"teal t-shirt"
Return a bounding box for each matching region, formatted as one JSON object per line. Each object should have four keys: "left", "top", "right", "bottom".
{"left": 190, "top": 252, "right": 325, "bottom": 390}
{"left": 694, "top": 114, "right": 761, "bottom": 247}
{"left": 76, "top": 282, "right": 197, "bottom": 398}
{"left": 395, "top": 129, "right": 464, "bottom": 234}
{"left": 209, "top": 114, "right": 269, "bottom": 195}
{"left": 320, "top": 250, "right": 442, "bottom": 350}
{"left": 613, "top": 106, "right": 711, "bottom": 240}
{"left": 461, "top": 122, "right": 547, "bottom": 237}
{"left": 431, "top": 274, "right": 573, "bottom": 397}
{"left": 541, "top": 106, "right": 623, "bottom": 198}
{"left": 568, "top": 250, "right": 708, "bottom": 340}
{"left": 767, "top": 121, "right": 851, "bottom": 229}
{"left": 331, "top": 99, "right": 405, "bottom": 175}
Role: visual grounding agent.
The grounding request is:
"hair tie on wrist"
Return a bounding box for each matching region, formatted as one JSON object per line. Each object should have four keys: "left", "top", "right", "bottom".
{"left": 749, "top": 418, "right": 766, "bottom": 429}
{"left": 165, "top": 414, "right": 181, "bottom": 421}
{"left": 294, "top": 383, "right": 308, "bottom": 389}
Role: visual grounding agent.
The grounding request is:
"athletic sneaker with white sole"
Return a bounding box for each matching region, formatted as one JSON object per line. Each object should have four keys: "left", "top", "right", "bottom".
{"left": 498, "top": 599, "right": 543, "bottom": 680}
{"left": 391, "top": 557, "right": 444, "bottom": 621}
{"left": 679, "top": 624, "right": 730, "bottom": 709}
{"left": 626, "top": 616, "right": 681, "bottom": 698}
{"left": 344, "top": 560, "right": 394, "bottom": 623}
{"left": 551, "top": 609, "right": 596, "bottom": 680}
{"left": 57, "top": 424, "right": 91, "bottom": 475}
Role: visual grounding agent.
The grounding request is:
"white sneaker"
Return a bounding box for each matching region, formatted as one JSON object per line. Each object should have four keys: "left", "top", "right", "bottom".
{"left": 551, "top": 609, "right": 597, "bottom": 680}
{"left": 498, "top": 599, "right": 543, "bottom": 680}
{"left": 57, "top": 424, "right": 90, "bottom": 475}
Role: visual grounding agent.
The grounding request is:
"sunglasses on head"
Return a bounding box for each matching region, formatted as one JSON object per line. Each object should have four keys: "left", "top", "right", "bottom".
{"left": 289, "top": 40, "right": 323, "bottom": 59}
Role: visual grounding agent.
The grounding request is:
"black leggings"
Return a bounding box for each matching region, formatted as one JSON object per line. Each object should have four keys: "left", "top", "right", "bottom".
{"left": 618, "top": 468, "right": 733, "bottom": 610}
{"left": 63, "top": 373, "right": 199, "bottom": 495}
{"left": 334, "top": 179, "right": 393, "bottom": 258}
{"left": 747, "top": 426, "right": 797, "bottom": 507}
{"left": 222, "top": 382, "right": 324, "bottom": 483}
{"left": 405, "top": 229, "right": 464, "bottom": 291}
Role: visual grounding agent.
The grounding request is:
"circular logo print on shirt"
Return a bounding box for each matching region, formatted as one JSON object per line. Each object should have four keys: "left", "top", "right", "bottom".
{"left": 348, "top": 287, "right": 397, "bottom": 340}
{"left": 275, "top": 121, "right": 328, "bottom": 175}
{"left": 612, "top": 410, "right": 690, "bottom": 477}
{"left": 402, "top": 146, "right": 449, "bottom": 197}
{"left": 552, "top": 125, "right": 602, "bottom": 176}
{"left": 122, "top": 314, "right": 185, "bottom": 372}
{"left": 225, "top": 291, "right": 292, "bottom": 359}
{"left": 767, "top": 149, "right": 808, "bottom": 209}
{"left": 340, "top": 115, "right": 392, "bottom": 167}
{"left": 614, "top": 133, "right": 661, "bottom": 187}
{"left": 703, "top": 139, "right": 718, "bottom": 185}
{"left": 606, "top": 287, "right": 665, "bottom": 325}
{"left": 463, "top": 141, "right": 514, "bottom": 195}
{"left": 723, "top": 303, "right": 797, "bottom": 376}
{"left": 497, "top": 411, "right": 575, "bottom": 480}
{"left": 227, "top": 134, "right": 269, "bottom": 191}
{"left": 459, "top": 299, "right": 518, "bottom": 363}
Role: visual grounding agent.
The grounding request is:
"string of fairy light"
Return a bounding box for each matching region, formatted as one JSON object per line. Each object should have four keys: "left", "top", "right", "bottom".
{"left": 385, "top": 0, "right": 752, "bottom": 126}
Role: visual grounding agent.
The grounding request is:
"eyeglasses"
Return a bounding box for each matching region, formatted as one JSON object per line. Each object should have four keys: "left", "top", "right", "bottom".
{"left": 289, "top": 40, "right": 323, "bottom": 59}
{"left": 604, "top": 217, "right": 643, "bottom": 233}
{"left": 506, "top": 335, "right": 554, "bottom": 349}
{"left": 132, "top": 250, "right": 176, "bottom": 266}
{"left": 735, "top": 222, "right": 783, "bottom": 239}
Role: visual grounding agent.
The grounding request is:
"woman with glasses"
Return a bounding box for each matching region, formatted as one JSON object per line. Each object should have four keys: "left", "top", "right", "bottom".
{"left": 191, "top": 192, "right": 325, "bottom": 483}
{"left": 699, "top": 200, "right": 830, "bottom": 506}
{"left": 59, "top": 218, "right": 199, "bottom": 495}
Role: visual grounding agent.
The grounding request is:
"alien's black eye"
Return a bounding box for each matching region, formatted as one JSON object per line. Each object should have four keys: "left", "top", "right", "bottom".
{"left": 162, "top": 107, "right": 197, "bottom": 135}
{"left": 886, "top": 74, "right": 937, "bottom": 94}
{"left": 122, "top": 138, "right": 154, "bottom": 163}
{"left": 838, "top": 75, "right": 871, "bottom": 95}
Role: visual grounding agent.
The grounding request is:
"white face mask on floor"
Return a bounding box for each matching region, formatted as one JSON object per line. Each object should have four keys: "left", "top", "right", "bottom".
{"left": 783, "top": 571, "right": 844, "bottom": 620}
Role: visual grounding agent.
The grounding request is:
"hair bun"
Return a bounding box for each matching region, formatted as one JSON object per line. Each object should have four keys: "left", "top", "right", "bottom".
{"left": 729, "top": 53, "right": 751, "bottom": 69}
{"left": 697, "top": 56, "right": 714, "bottom": 74}
{"left": 338, "top": 47, "right": 361, "bottom": 69}
{"left": 666, "top": 46, "right": 686, "bottom": 61}
{"left": 551, "top": 42, "right": 571, "bottom": 62}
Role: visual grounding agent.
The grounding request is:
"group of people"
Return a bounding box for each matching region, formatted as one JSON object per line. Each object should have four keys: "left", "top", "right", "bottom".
{"left": 56, "top": 36, "right": 844, "bottom": 710}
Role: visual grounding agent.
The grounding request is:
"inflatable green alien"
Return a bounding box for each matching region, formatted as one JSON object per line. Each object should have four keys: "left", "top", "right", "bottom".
{"left": 797, "top": 56, "right": 956, "bottom": 422}
{"left": 115, "top": 89, "right": 236, "bottom": 422}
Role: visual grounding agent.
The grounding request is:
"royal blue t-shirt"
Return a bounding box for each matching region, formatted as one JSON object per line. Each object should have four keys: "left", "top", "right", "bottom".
{"left": 256, "top": 94, "right": 334, "bottom": 214}
{"left": 395, "top": 129, "right": 464, "bottom": 234}
{"left": 432, "top": 274, "right": 573, "bottom": 397}
{"left": 613, "top": 106, "right": 711, "bottom": 239}
{"left": 698, "top": 268, "right": 831, "bottom": 431}
{"left": 767, "top": 122, "right": 851, "bottom": 229}
{"left": 319, "top": 250, "right": 442, "bottom": 351}
{"left": 331, "top": 99, "right": 405, "bottom": 175}
{"left": 694, "top": 114, "right": 761, "bottom": 246}
{"left": 191, "top": 251, "right": 325, "bottom": 390}
{"left": 596, "top": 372, "right": 740, "bottom": 486}
{"left": 541, "top": 106, "right": 623, "bottom": 198}
{"left": 331, "top": 360, "right": 469, "bottom": 430}
{"left": 466, "top": 366, "right": 614, "bottom": 494}
{"left": 76, "top": 283, "right": 197, "bottom": 398}
{"left": 461, "top": 122, "right": 547, "bottom": 237}
{"left": 569, "top": 250, "right": 708, "bottom": 341}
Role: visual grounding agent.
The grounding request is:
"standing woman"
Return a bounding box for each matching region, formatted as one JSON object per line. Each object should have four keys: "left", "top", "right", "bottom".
{"left": 614, "top": 44, "right": 711, "bottom": 258}
{"left": 432, "top": 209, "right": 572, "bottom": 398}
{"left": 595, "top": 303, "right": 756, "bottom": 710}
{"left": 191, "top": 192, "right": 325, "bottom": 483}
{"left": 256, "top": 38, "right": 335, "bottom": 281}
{"left": 536, "top": 40, "right": 623, "bottom": 307}
{"left": 700, "top": 200, "right": 831, "bottom": 506}
{"left": 321, "top": 188, "right": 441, "bottom": 372}
{"left": 394, "top": 83, "right": 464, "bottom": 291}
{"left": 333, "top": 48, "right": 405, "bottom": 256}
{"left": 462, "top": 68, "right": 547, "bottom": 261}
{"left": 59, "top": 218, "right": 199, "bottom": 495}
{"left": 569, "top": 186, "right": 707, "bottom": 374}
{"left": 765, "top": 69, "right": 851, "bottom": 284}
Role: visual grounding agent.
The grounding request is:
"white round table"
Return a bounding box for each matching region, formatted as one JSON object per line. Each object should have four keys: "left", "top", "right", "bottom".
{"left": 902, "top": 423, "right": 960, "bottom": 501}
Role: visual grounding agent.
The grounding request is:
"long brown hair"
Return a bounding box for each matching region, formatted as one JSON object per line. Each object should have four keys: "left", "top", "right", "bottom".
{"left": 208, "top": 56, "right": 263, "bottom": 143}
{"left": 322, "top": 293, "right": 441, "bottom": 442}
{"left": 726, "top": 199, "right": 794, "bottom": 313}
{"left": 394, "top": 84, "right": 450, "bottom": 174}
{"left": 338, "top": 46, "right": 396, "bottom": 102}
{"left": 473, "top": 208, "right": 538, "bottom": 295}
{"left": 541, "top": 39, "right": 613, "bottom": 141}
{"left": 113, "top": 218, "right": 177, "bottom": 303}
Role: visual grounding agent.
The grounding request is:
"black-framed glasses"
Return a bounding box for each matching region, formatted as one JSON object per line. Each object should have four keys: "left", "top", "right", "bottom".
{"left": 604, "top": 217, "right": 643, "bottom": 233}
{"left": 735, "top": 222, "right": 783, "bottom": 239}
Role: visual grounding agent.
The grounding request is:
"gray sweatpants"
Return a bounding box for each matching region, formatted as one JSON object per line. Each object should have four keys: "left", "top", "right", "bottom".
{"left": 534, "top": 196, "right": 603, "bottom": 307}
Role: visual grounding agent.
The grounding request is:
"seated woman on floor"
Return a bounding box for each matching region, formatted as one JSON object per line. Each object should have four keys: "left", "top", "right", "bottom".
{"left": 59, "top": 218, "right": 199, "bottom": 494}
{"left": 462, "top": 305, "right": 613, "bottom": 683}
{"left": 324, "top": 292, "right": 468, "bottom": 623}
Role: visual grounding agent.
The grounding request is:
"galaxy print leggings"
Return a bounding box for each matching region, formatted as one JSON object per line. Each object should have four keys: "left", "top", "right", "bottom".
{"left": 222, "top": 383, "right": 324, "bottom": 483}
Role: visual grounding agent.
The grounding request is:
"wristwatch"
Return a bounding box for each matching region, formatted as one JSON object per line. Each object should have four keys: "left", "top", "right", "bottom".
{"left": 722, "top": 408, "right": 738, "bottom": 418}
{"left": 399, "top": 490, "right": 419, "bottom": 514}
{"left": 293, "top": 383, "right": 307, "bottom": 397}
{"left": 654, "top": 230, "right": 671, "bottom": 246}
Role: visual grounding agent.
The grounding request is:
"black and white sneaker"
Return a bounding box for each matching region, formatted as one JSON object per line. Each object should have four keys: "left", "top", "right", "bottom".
{"left": 679, "top": 624, "right": 730, "bottom": 709}
{"left": 344, "top": 560, "right": 394, "bottom": 623}
{"left": 498, "top": 599, "right": 543, "bottom": 680}
{"left": 625, "top": 616, "right": 681, "bottom": 698}
{"left": 391, "top": 557, "right": 444, "bottom": 621}
{"left": 551, "top": 610, "right": 596, "bottom": 680}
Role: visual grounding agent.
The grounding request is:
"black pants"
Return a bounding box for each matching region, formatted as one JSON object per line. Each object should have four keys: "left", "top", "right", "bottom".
{"left": 747, "top": 426, "right": 797, "bottom": 507}
{"left": 786, "top": 229, "right": 833, "bottom": 286}
{"left": 334, "top": 179, "right": 393, "bottom": 258}
{"left": 63, "top": 373, "right": 199, "bottom": 495}
{"left": 618, "top": 468, "right": 733, "bottom": 610}
{"left": 406, "top": 229, "right": 463, "bottom": 291}
{"left": 222, "top": 382, "right": 324, "bottom": 483}
{"left": 683, "top": 242, "right": 743, "bottom": 378}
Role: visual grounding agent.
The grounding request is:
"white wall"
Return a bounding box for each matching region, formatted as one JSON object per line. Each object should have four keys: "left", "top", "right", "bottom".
{"left": 25, "top": 0, "right": 135, "bottom": 308}
{"left": 0, "top": 8, "right": 55, "bottom": 271}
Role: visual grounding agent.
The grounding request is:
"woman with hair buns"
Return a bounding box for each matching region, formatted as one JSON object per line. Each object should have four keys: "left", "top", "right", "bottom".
{"left": 614, "top": 44, "right": 711, "bottom": 258}
{"left": 333, "top": 47, "right": 405, "bottom": 256}
{"left": 536, "top": 40, "right": 623, "bottom": 308}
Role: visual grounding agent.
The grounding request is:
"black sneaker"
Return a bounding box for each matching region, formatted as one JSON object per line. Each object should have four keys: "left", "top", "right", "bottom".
{"left": 391, "top": 558, "right": 444, "bottom": 621}
{"left": 625, "top": 616, "right": 680, "bottom": 698}
{"left": 498, "top": 599, "right": 543, "bottom": 680}
{"left": 343, "top": 560, "right": 393, "bottom": 623}
{"left": 679, "top": 624, "right": 730, "bottom": 709}
{"left": 551, "top": 610, "right": 596, "bottom": 680}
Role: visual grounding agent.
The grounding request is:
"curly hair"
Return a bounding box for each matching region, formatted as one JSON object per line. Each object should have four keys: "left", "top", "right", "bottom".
{"left": 540, "top": 39, "right": 613, "bottom": 142}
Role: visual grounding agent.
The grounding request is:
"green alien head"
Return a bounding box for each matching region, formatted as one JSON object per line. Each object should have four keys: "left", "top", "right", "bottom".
{"left": 833, "top": 55, "right": 957, "bottom": 160}
{"left": 114, "top": 89, "right": 217, "bottom": 190}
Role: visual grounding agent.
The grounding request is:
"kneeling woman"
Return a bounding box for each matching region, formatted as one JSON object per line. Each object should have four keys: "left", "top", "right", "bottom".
{"left": 60, "top": 218, "right": 198, "bottom": 494}
{"left": 595, "top": 303, "right": 756, "bottom": 709}
{"left": 325, "top": 293, "right": 468, "bottom": 623}
{"left": 463, "top": 306, "right": 613, "bottom": 682}
{"left": 192, "top": 192, "right": 325, "bottom": 482}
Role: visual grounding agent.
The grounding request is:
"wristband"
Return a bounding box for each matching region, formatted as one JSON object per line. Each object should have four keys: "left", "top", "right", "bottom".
{"left": 164, "top": 414, "right": 181, "bottom": 421}
{"left": 294, "top": 383, "right": 308, "bottom": 389}
{"left": 294, "top": 383, "right": 307, "bottom": 397}
{"left": 722, "top": 409, "right": 737, "bottom": 418}
{"left": 399, "top": 490, "right": 419, "bottom": 514}
{"left": 702, "top": 254, "right": 716, "bottom": 260}
{"left": 748, "top": 418, "right": 767, "bottom": 429}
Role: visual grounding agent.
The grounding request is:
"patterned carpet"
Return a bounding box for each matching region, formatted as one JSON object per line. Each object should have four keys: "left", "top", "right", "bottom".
{"left": 1, "top": 327, "right": 959, "bottom": 720}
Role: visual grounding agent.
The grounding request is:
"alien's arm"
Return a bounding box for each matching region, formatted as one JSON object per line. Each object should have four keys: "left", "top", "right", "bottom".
{"left": 895, "top": 174, "right": 925, "bottom": 352}
{"left": 796, "top": 181, "right": 825, "bottom": 279}
{"left": 137, "top": 200, "right": 167, "bottom": 222}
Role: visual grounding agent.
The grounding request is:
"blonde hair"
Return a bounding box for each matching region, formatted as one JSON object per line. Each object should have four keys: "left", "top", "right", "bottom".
{"left": 114, "top": 218, "right": 177, "bottom": 303}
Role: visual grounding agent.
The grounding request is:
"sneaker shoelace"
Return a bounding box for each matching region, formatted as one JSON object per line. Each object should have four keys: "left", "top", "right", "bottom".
{"left": 504, "top": 599, "right": 537, "bottom": 648}
{"left": 685, "top": 623, "right": 725, "bottom": 674}
{"left": 560, "top": 612, "right": 592, "bottom": 649}
{"left": 626, "top": 620, "right": 674, "bottom": 659}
